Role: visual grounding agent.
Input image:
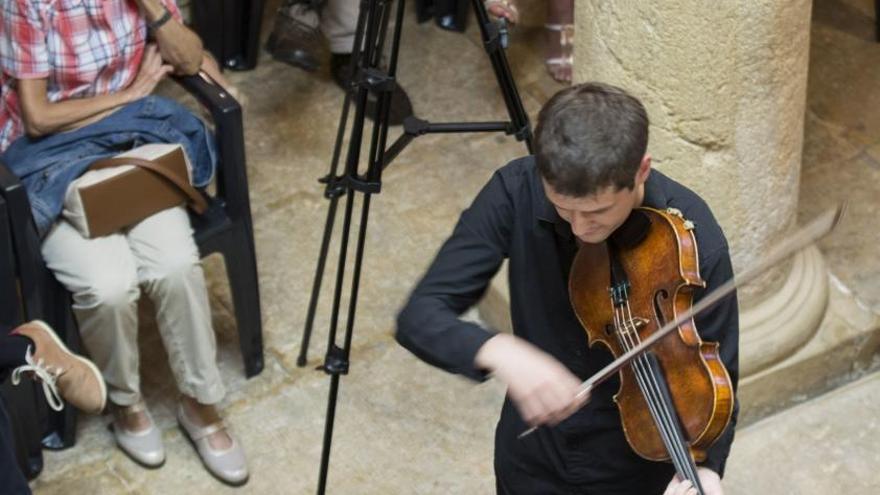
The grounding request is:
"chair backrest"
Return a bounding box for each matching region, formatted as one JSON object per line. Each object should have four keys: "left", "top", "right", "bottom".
{"left": 0, "top": 159, "right": 79, "bottom": 449}
{"left": 0, "top": 196, "right": 19, "bottom": 328}
{"left": 191, "top": 0, "right": 266, "bottom": 70}
{"left": 0, "top": 195, "right": 46, "bottom": 479}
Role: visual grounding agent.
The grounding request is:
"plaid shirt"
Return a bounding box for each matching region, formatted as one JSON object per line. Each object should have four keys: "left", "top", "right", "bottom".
{"left": 0, "top": 0, "right": 181, "bottom": 153}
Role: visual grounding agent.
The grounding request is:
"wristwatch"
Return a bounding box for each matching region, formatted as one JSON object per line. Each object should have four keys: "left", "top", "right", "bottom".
{"left": 147, "top": 8, "right": 172, "bottom": 31}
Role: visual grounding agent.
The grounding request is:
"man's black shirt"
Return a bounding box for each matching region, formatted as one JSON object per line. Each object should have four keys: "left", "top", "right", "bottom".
{"left": 396, "top": 156, "right": 739, "bottom": 493}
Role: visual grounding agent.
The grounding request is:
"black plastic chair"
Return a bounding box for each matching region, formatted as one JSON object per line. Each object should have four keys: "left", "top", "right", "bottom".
{"left": 179, "top": 73, "right": 264, "bottom": 379}
{"left": 0, "top": 195, "right": 45, "bottom": 478}
{"left": 191, "top": 0, "right": 267, "bottom": 71}
{"left": 0, "top": 73, "right": 264, "bottom": 447}
{"left": 0, "top": 161, "right": 79, "bottom": 450}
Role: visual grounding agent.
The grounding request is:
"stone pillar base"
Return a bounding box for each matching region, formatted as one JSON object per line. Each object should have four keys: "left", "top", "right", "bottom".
{"left": 739, "top": 245, "right": 829, "bottom": 377}
{"left": 738, "top": 275, "right": 880, "bottom": 424}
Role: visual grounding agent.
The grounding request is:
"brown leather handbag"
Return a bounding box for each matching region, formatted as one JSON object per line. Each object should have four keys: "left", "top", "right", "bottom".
{"left": 62, "top": 144, "right": 208, "bottom": 238}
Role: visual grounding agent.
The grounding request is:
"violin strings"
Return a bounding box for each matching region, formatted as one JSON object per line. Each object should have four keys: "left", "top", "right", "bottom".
{"left": 621, "top": 298, "right": 701, "bottom": 489}
{"left": 615, "top": 287, "right": 697, "bottom": 490}
{"left": 616, "top": 303, "right": 696, "bottom": 486}
{"left": 611, "top": 298, "right": 691, "bottom": 481}
{"left": 619, "top": 290, "right": 702, "bottom": 491}
{"left": 613, "top": 309, "right": 689, "bottom": 482}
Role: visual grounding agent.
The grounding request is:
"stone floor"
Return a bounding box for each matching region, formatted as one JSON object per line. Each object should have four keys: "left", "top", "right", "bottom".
{"left": 28, "top": 0, "right": 880, "bottom": 493}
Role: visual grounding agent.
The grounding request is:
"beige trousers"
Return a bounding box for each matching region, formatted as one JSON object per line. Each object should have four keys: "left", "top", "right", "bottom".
{"left": 41, "top": 206, "right": 225, "bottom": 406}
{"left": 321, "top": 0, "right": 358, "bottom": 54}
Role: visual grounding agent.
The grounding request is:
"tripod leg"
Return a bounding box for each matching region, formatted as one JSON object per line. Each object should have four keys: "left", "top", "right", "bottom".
{"left": 297, "top": 86, "right": 359, "bottom": 367}
{"left": 314, "top": 0, "right": 405, "bottom": 491}
{"left": 317, "top": 190, "right": 375, "bottom": 495}
{"left": 470, "top": 0, "right": 533, "bottom": 151}
{"left": 298, "top": 194, "right": 341, "bottom": 366}
{"left": 298, "top": 0, "right": 380, "bottom": 367}
{"left": 317, "top": 373, "right": 342, "bottom": 494}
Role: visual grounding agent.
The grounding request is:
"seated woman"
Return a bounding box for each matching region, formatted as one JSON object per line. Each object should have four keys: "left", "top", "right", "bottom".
{"left": 0, "top": 0, "right": 248, "bottom": 485}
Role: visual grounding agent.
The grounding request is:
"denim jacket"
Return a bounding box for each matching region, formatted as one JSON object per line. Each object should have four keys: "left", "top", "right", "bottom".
{"left": 0, "top": 96, "right": 217, "bottom": 237}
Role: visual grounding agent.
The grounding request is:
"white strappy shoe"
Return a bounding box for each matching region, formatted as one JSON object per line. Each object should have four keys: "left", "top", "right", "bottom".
{"left": 112, "top": 401, "right": 166, "bottom": 468}
{"left": 177, "top": 403, "right": 249, "bottom": 486}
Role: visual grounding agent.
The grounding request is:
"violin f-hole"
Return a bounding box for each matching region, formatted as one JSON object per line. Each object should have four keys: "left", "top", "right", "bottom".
{"left": 653, "top": 289, "right": 669, "bottom": 327}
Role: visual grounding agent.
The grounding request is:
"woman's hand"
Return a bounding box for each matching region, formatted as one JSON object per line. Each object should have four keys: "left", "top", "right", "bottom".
{"left": 134, "top": 0, "right": 203, "bottom": 74}
{"left": 123, "top": 44, "right": 173, "bottom": 102}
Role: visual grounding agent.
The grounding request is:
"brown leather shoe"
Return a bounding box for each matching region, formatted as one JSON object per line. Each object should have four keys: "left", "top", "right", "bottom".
{"left": 266, "top": 1, "right": 322, "bottom": 72}
{"left": 11, "top": 320, "right": 107, "bottom": 414}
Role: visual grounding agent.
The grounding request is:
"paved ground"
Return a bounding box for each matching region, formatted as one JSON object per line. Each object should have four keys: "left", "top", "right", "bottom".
{"left": 28, "top": 0, "right": 880, "bottom": 493}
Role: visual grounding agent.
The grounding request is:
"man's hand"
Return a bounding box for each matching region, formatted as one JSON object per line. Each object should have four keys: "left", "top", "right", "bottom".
{"left": 123, "top": 44, "right": 173, "bottom": 102}
{"left": 664, "top": 468, "right": 723, "bottom": 495}
{"left": 475, "top": 334, "right": 588, "bottom": 427}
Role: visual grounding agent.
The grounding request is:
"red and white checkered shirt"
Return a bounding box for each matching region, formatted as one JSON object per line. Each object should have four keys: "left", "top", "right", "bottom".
{"left": 0, "top": 0, "right": 182, "bottom": 153}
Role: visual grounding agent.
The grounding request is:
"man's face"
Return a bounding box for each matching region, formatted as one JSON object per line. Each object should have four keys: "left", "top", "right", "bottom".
{"left": 544, "top": 181, "right": 643, "bottom": 244}
{"left": 542, "top": 155, "right": 651, "bottom": 244}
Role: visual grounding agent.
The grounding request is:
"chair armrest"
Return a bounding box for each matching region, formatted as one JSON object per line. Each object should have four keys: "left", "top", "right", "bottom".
{"left": 174, "top": 72, "right": 241, "bottom": 117}
{"left": 0, "top": 161, "right": 49, "bottom": 321}
{"left": 0, "top": 161, "right": 37, "bottom": 250}
{"left": 0, "top": 160, "right": 25, "bottom": 196}
{"left": 172, "top": 73, "right": 252, "bottom": 222}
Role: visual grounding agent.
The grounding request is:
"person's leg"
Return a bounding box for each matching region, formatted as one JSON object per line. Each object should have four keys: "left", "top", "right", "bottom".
{"left": 320, "top": 0, "right": 358, "bottom": 55}
{"left": 0, "top": 336, "right": 32, "bottom": 377}
{"left": 41, "top": 221, "right": 163, "bottom": 467}
{"left": 545, "top": 0, "right": 574, "bottom": 84}
{"left": 323, "top": 0, "right": 415, "bottom": 125}
{"left": 266, "top": 0, "right": 324, "bottom": 71}
{"left": 41, "top": 221, "right": 141, "bottom": 408}
{"left": 126, "top": 207, "right": 225, "bottom": 411}
{"left": 126, "top": 207, "right": 247, "bottom": 485}
{"left": 0, "top": 398, "right": 31, "bottom": 495}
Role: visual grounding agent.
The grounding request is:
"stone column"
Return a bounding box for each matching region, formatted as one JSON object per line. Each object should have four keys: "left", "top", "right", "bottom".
{"left": 571, "top": 1, "right": 825, "bottom": 377}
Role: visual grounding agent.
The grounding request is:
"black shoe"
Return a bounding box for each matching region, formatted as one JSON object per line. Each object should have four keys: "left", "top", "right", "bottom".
{"left": 330, "top": 53, "right": 415, "bottom": 126}
{"left": 266, "top": 2, "right": 322, "bottom": 72}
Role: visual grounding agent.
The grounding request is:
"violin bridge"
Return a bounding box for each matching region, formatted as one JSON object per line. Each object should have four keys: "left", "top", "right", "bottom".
{"left": 631, "top": 317, "right": 650, "bottom": 330}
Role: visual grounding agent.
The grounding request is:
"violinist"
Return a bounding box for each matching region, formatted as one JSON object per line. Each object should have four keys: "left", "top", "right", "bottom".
{"left": 396, "top": 82, "right": 739, "bottom": 495}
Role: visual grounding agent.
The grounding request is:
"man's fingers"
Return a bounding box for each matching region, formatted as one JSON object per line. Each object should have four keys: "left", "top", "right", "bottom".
{"left": 517, "top": 380, "right": 589, "bottom": 427}
{"left": 539, "top": 381, "right": 587, "bottom": 426}
{"left": 676, "top": 480, "right": 694, "bottom": 495}
{"left": 663, "top": 475, "right": 683, "bottom": 495}
{"left": 514, "top": 393, "right": 542, "bottom": 427}
{"left": 537, "top": 387, "right": 567, "bottom": 425}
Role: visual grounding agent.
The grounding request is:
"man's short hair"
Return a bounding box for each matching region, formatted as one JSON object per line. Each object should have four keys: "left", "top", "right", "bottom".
{"left": 534, "top": 82, "right": 649, "bottom": 197}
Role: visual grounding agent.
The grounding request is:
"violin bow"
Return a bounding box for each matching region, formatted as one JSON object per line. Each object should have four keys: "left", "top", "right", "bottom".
{"left": 519, "top": 202, "right": 846, "bottom": 439}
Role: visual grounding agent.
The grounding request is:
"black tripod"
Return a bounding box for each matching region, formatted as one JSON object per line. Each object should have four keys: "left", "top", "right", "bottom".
{"left": 297, "top": 0, "right": 532, "bottom": 492}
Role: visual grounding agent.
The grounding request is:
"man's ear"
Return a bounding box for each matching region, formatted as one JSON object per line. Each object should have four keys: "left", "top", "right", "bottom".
{"left": 635, "top": 154, "right": 652, "bottom": 186}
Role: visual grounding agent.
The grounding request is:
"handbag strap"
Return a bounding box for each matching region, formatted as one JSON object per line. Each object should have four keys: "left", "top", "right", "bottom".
{"left": 89, "top": 156, "right": 208, "bottom": 214}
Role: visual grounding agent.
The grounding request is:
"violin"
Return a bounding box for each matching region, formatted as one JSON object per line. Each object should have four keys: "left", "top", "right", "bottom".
{"left": 569, "top": 207, "right": 734, "bottom": 495}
